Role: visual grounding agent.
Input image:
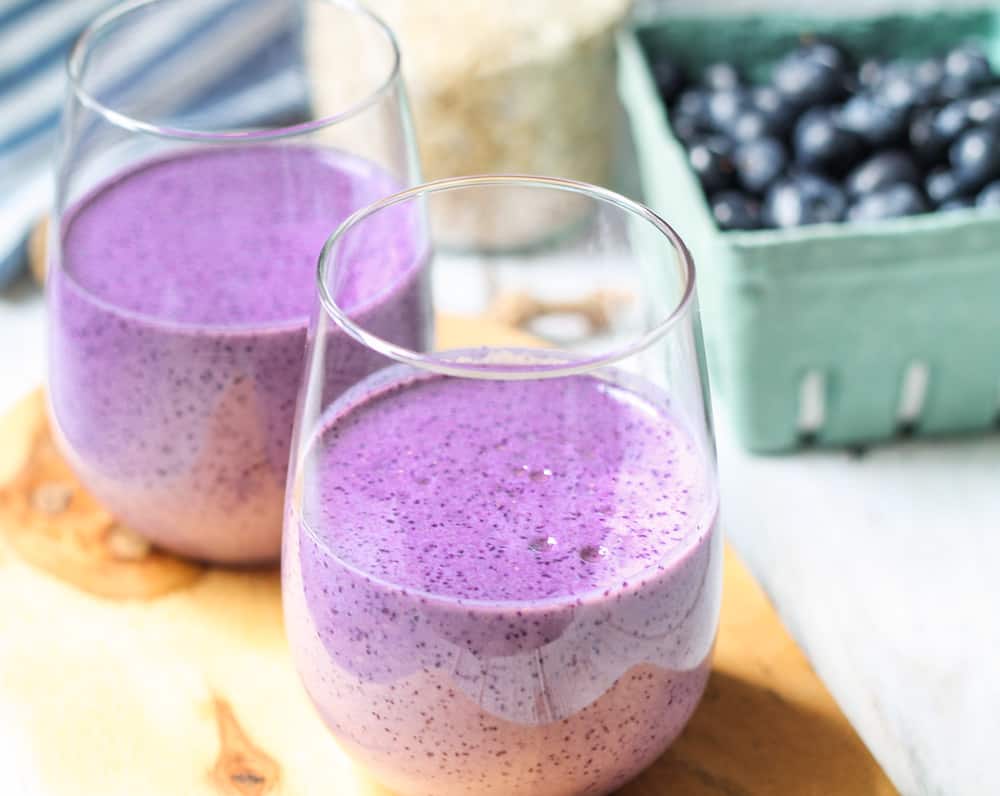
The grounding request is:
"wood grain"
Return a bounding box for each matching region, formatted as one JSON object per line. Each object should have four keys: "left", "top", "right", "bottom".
{"left": 0, "top": 394, "right": 202, "bottom": 599}
{"left": 0, "top": 315, "right": 896, "bottom": 795}
{"left": 28, "top": 217, "right": 48, "bottom": 286}
{"left": 209, "top": 697, "right": 281, "bottom": 795}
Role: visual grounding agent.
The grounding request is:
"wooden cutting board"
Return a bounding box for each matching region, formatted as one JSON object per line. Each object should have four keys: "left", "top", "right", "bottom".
{"left": 0, "top": 315, "right": 896, "bottom": 796}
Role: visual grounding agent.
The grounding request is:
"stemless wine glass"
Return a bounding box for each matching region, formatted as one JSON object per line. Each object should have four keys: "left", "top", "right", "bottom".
{"left": 283, "top": 176, "right": 723, "bottom": 796}
{"left": 47, "top": 0, "right": 427, "bottom": 564}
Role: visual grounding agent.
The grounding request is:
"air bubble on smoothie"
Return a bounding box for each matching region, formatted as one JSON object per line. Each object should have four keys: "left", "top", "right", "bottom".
{"left": 528, "top": 536, "right": 557, "bottom": 552}
{"left": 579, "top": 545, "right": 609, "bottom": 563}
{"left": 530, "top": 467, "right": 554, "bottom": 482}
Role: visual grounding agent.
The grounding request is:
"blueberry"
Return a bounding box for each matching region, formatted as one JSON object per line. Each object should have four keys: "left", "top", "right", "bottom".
{"left": 847, "top": 183, "right": 928, "bottom": 222}
{"left": 674, "top": 89, "right": 713, "bottom": 128}
{"left": 701, "top": 134, "right": 735, "bottom": 155}
{"left": 845, "top": 151, "right": 919, "bottom": 197}
{"left": 710, "top": 190, "right": 761, "bottom": 230}
{"left": 651, "top": 57, "right": 688, "bottom": 106}
{"left": 734, "top": 137, "right": 788, "bottom": 194}
{"left": 944, "top": 44, "right": 994, "bottom": 91}
{"left": 763, "top": 173, "right": 846, "bottom": 227}
{"left": 911, "top": 58, "right": 946, "bottom": 102}
{"left": 909, "top": 106, "right": 949, "bottom": 164}
{"left": 707, "top": 88, "right": 750, "bottom": 132}
{"left": 671, "top": 113, "right": 706, "bottom": 144}
{"left": 730, "top": 108, "right": 773, "bottom": 141}
{"left": 687, "top": 136, "right": 736, "bottom": 193}
{"left": 925, "top": 167, "right": 964, "bottom": 205}
{"left": 750, "top": 85, "right": 796, "bottom": 138}
{"left": 939, "top": 196, "right": 975, "bottom": 211}
{"left": 702, "top": 61, "right": 743, "bottom": 92}
{"left": 799, "top": 37, "right": 853, "bottom": 73}
{"left": 977, "top": 180, "right": 1000, "bottom": 208}
{"left": 938, "top": 46, "right": 995, "bottom": 102}
{"left": 933, "top": 99, "right": 972, "bottom": 142}
{"left": 857, "top": 58, "right": 887, "bottom": 91}
{"left": 793, "top": 107, "right": 864, "bottom": 174}
{"left": 938, "top": 76, "right": 974, "bottom": 102}
{"left": 773, "top": 48, "right": 848, "bottom": 106}
{"left": 878, "top": 72, "right": 925, "bottom": 112}
{"left": 838, "top": 93, "right": 907, "bottom": 147}
{"left": 967, "top": 89, "right": 1000, "bottom": 128}
{"left": 949, "top": 125, "right": 1000, "bottom": 191}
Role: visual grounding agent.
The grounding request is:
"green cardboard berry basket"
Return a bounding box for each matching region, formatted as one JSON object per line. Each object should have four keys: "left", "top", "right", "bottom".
{"left": 618, "top": 9, "right": 1000, "bottom": 452}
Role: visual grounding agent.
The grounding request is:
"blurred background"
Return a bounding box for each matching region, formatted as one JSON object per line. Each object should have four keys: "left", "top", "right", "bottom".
{"left": 4, "top": 0, "right": 1000, "bottom": 450}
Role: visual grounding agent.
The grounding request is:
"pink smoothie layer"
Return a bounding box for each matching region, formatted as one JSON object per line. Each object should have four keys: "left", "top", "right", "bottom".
{"left": 283, "top": 366, "right": 721, "bottom": 796}
{"left": 49, "top": 146, "right": 429, "bottom": 563}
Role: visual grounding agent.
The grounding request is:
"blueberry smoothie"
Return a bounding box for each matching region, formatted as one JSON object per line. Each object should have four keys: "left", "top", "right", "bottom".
{"left": 48, "top": 146, "right": 429, "bottom": 563}
{"left": 283, "top": 364, "right": 721, "bottom": 796}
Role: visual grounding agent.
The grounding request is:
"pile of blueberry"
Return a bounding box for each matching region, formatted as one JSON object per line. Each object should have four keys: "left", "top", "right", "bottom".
{"left": 652, "top": 39, "right": 1000, "bottom": 230}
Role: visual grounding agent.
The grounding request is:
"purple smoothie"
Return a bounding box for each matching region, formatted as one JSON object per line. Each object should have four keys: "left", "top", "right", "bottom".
{"left": 48, "top": 146, "right": 429, "bottom": 563}
{"left": 283, "top": 364, "right": 721, "bottom": 796}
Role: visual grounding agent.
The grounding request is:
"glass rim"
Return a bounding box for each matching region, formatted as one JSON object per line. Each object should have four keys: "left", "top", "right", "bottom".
{"left": 66, "top": 0, "right": 402, "bottom": 142}
{"left": 317, "top": 174, "right": 699, "bottom": 380}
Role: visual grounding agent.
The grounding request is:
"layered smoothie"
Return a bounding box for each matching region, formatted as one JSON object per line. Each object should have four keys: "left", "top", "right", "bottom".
{"left": 283, "top": 364, "right": 721, "bottom": 796}
{"left": 49, "top": 146, "right": 429, "bottom": 563}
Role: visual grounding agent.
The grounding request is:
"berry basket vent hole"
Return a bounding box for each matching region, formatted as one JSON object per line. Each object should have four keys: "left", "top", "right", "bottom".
{"left": 895, "top": 361, "right": 930, "bottom": 438}
{"left": 994, "top": 379, "right": 1000, "bottom": 429}
{"left": 796, "top": 370, "right": 826, "bottom": 446}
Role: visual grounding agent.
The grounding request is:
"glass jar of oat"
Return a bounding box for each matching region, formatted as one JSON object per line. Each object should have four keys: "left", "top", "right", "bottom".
{"left": 308, "top": 0, "right": 632, "bottom": 249}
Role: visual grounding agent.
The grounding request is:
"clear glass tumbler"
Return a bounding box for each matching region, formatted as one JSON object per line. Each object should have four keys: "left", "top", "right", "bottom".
{"left": 47, "top": 0, "right": 427, "bottom": 564}
{"left": 283, "top": 176, "right": 723, "bottom": 796}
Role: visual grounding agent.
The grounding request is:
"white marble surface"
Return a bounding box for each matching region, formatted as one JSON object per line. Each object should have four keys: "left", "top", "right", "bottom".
{"left": 716, "top": 422, "right": 1000, "bottom": 796}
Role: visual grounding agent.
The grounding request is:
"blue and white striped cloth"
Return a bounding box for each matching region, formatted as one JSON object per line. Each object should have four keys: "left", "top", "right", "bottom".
{"left": 0, "top": 0, "right": 310, "bottom": 288}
